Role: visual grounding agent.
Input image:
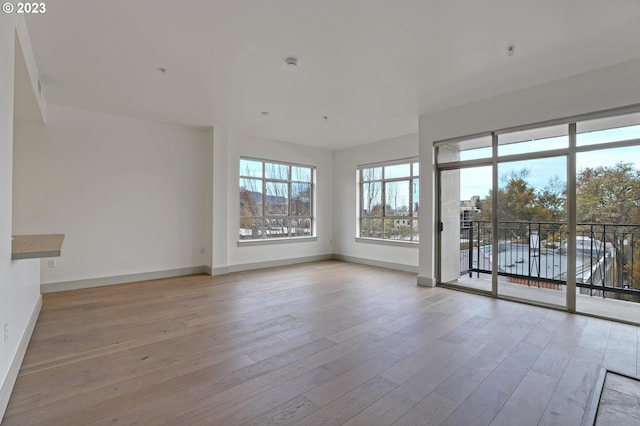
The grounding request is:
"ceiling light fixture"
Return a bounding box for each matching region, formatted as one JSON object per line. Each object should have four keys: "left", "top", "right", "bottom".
{"left": 285, "top": 57, "right": 298, "bottom": 68}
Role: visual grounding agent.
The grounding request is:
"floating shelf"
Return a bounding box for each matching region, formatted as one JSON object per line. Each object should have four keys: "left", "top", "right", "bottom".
{"left": 11, "top": 234, "right": 65, "bottom": 260}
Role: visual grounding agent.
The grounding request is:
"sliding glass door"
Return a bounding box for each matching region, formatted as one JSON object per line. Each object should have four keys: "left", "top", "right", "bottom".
{"left": 439, "top": 166, "right": 493, "bottom": 293}
{"left": 574, "top": 113, "right": 640, "bottom": 323}
{"left": 496, "top": 156, "right": 567, "bottom": 308}
{"left": 436, "top": 107, "right": 640, "bottom": 321}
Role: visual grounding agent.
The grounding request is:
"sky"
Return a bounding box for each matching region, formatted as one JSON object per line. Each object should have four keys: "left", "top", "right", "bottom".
{"left": 455, "top": 127, "right": 640, "bottom": 201}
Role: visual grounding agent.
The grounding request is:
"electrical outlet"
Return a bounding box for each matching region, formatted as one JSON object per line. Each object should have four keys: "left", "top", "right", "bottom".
{"left": 48, "top": 259, "right": 57, "bottom": 268}
{"left": 3, "top": 322, "right": 8, "bottom": 342}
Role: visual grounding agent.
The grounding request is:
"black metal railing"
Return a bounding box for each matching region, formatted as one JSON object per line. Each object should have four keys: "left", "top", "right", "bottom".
{"left": 460, "top": 220, "right": 640, "bottom": 302}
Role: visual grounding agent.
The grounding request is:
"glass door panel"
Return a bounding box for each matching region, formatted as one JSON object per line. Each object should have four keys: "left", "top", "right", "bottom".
{"left": 575, "top": 146, "right": 640, "bottom": 323}
{"left": 496, "top": 156, "right": 567, "bottom": 307}
{"left": 439, "top": 166, "right": 493, "bottom": 292}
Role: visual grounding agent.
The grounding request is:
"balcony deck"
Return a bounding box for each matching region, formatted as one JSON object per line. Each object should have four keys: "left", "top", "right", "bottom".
{"left": 453, "top": 221, "right": 640, "bottom": 324}
{"left": 451, "top": 274, "right": 640, "bottom": 325}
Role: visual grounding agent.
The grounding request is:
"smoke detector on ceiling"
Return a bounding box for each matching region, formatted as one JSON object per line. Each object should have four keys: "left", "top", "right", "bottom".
{"left": 285, "top": 57, "right": 298, "bottom": 67}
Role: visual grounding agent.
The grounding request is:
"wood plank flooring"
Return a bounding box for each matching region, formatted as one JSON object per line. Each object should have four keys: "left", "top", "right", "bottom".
{"left": 3, "top": 260, "right": 639, "bottom": 425}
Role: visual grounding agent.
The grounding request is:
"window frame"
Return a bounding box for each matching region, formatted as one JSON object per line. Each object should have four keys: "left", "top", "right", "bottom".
{"left": 433, "top": 102, "right": 640, "bottom": 316}
{"left": 357, "top": 158, "right": 419, "bottom": 244}
{"left": 239, "top": 157, "right": 315, "bottom": 243}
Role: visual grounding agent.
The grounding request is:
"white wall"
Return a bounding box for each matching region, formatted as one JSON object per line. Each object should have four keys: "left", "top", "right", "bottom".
{"left": 211, "top": 130, "right": 334, "bottom": 273}
{"left": 12, "top": 104, "right": 212, "bottom": 286}
{"left": 418, "top": 57, "right": 640, "bottom": 285}
{"left": 333, "top": 133, "right": 419, "bottom": 271}
{"left": 211, "top": 127, "right": 229, "bottom": 272}
{"left": 0, "top": 13, "right": 44, "bottom": 419}
{"left": 203, "top": 128, "right": 213, "bottom": 270}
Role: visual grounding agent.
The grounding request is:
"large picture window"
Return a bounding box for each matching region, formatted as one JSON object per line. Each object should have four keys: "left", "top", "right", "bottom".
{"left": 239, "top": 158, "right": 314, "bottom": 240}
{"left": 358, "top": 159, "right": 419, "bottom": 242}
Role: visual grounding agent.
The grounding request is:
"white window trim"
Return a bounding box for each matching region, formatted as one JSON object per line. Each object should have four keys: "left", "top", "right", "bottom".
{"left": 239, "top": 157, "right": 315, "bottom": 243}
{"left": 237, "top": 236, "right": 318, "bottom": 247}
{"left": 357, "top": 158, "right": 419, "bottom": 244}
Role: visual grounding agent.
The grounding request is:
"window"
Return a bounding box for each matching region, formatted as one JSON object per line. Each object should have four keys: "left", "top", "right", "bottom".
{"left": 239, "top": 158, "right": 314, "bottom": 240}
{"left": 434, "top": 104, "right": 640, "bottom": 323}
{"left": 358, "top": 159, "right": 419, "bottom": 242}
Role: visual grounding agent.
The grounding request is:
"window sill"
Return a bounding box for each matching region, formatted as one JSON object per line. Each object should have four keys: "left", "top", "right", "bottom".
{"left": 355, "top": 237, "right": 419, "bottom": 248}
{"left": 237, "top": 236, "right": 317, "bottom": 247}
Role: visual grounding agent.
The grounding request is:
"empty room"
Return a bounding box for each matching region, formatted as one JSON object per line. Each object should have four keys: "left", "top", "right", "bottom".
{"left": 2, "top": 1, "right": 640, "bottom": 425}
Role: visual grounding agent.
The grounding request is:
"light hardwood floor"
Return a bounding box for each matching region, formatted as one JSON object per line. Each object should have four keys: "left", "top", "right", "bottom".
{"left": 3, "top": 260, "right": 639, "bottom": 425}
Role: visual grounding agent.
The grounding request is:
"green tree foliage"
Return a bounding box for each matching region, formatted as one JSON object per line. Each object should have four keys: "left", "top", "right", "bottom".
{"left": 472, "top": 169, "right": 566, "bottom": 223}
{"left": 576, "top": 162, "right": 640, "bottom": 224}
{"left": 577, "top": 162, "right": 640, "bottom": 289}
{"left": 499, "top": 169, "right": 548, "bottom": 222}
{"left": 538, "top": 175, "right": 566, "bottom": 222}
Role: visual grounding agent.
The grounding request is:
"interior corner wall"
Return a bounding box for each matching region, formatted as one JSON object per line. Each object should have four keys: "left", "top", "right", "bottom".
{"left": 203, "top": 127, "right": 213, "bottom": 270}
{"left": 12, "top": 104, "right": 212, "bottom": 286}
{"left": 212, "top": 131, "right": 334, "bottom": 272}
{"left": 333, "top": 133, "right": 419, "bottom": 271}
{"left": 418, "top": 57, "right": 640, "bottom": 284}
{"left": 211, "top": 127, "right": 229, "bottom": 272}
{"left": 0, "top": 14, "right": 42, "bottom": 420}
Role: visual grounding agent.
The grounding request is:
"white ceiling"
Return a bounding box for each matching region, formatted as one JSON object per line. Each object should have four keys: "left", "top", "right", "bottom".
{"left": 25, "top": 0, "right": 640, "bottom": 149}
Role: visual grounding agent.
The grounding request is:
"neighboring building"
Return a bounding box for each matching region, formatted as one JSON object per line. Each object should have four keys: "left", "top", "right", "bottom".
{"left": 460, "top": 196, "right": 480, "bottom": 229}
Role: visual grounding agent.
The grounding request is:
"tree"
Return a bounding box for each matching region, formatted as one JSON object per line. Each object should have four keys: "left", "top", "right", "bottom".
{"left": 538, "top": 175, "right": 566, "bottom": 222}
{"left": 498, "top": 169, "right": 539, "bottom": 222}
{"left": 577, "top": 162, "right": 640, "bottom": 224}
{"left": 362, "top": 169, "right": 381, "bottom": 216}
{"left": 472, "top": 169, "right": 561, "bottom": 223}
{"left": 577, "top": 162, "right": 640, "bottom": 289}
{"left": 239, "top": 188, "right": 260, "bottom": 237}
{"left": 470, "top": 169, "right": 569, "bottom": 250}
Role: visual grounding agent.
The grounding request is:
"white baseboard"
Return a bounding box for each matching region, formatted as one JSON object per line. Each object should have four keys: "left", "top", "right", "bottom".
{"left": 334, "top": 254, "right": 418, "bottom": 273}
{"left": 223, "top": 254, "right": 335, "bottom": 275}
{"left": 211, "top": 266, "right": 230, "bottom": 275}
{"left": 41, "top": 257, "right": 337, "bottom": 289}
{"left": 0, "top": 295, "right": 42, "bottom": 421}
{"left": 41, "top": 254, "right": 419, "bottom": 291}
{"left": 41, "top": 266, "right": 210, "bottom": 293}
{"left": 417, "top": 275, "right": 436, "bottom": 287}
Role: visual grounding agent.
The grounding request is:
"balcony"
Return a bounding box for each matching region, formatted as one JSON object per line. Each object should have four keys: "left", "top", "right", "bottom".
{"left": 457, "top": 220, "right": 640, "bottom": 323}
